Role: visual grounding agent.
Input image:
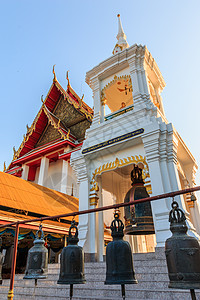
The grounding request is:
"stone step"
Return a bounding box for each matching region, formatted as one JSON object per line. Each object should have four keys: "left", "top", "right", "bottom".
{"left": 48, "top": 258, "right": 167, "bottom": 269}
{"left": 0, "top": 250, "right": 197, "bottom": 300}
{"left": 0, "top": 285, "right": 199, "bottom": 300}
{"left": 3, "top": 279, "right": 170, "bottom": 290}
{"left": 2, "top": 271, "right": 169, "bottom": 286}
{"left": 47, "top": 265, "right": 168, "bottom": 275}
{"left": 47, "top": 259, "right": 167, "bottom": 270}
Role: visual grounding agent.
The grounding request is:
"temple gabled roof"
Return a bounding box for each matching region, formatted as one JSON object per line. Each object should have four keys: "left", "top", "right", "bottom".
{"left": 7, "top": 73, "right": 93, "bottom": 171}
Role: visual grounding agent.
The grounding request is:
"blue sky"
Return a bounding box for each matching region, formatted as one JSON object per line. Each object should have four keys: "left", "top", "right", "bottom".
{"left": 1, "top": 0, "right": 200, "bottom": 187}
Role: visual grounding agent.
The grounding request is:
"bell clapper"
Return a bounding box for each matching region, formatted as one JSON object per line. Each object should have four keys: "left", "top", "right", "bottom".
{"left": 70, "top": 283, "right": 73, "bottom": 299}
{"left": 121, "top": 284, "right": 126, "bottom": 299}
{"left": 190, "top": 289, "right": 196, "bottom": 300}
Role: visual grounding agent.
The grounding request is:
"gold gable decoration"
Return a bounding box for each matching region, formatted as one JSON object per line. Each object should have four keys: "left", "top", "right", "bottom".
{"left": 42, "top": 105, "right": 70, "bottom": 141}
{"left": 90, "top": 155, "right": 152, "bottom": 194}
{"left": 101, "top": 74, "right": 132, "bottom": 105}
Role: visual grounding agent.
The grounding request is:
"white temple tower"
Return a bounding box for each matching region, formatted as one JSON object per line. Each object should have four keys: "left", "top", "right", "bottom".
{"left": 71, "top": 15, "right": 200, "bottom": 262}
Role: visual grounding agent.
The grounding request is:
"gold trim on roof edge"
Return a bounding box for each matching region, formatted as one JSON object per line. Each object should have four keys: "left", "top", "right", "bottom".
{"left": 12, "top": 105, "right": 44, "bottom": 161}
{"left": 90, "top": 155, "right": 152, "bottom": 194}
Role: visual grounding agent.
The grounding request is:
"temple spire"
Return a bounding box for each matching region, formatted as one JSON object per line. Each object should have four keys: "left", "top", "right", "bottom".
{"left": 113, "top": 14, "right": 129, "bottom": 55}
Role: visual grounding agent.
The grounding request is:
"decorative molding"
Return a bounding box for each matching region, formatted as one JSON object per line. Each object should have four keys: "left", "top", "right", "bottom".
{"left": 82, "top": 128, "right": 144, "bottom": 155}
{"left": 90, "top": 155, "right": 152, "bottom": 194}
{"left": 104, "top": 105, "right": 133, "bottom": 121}
{"left": 89, "top": 195, "right": 99, "bottom": 206}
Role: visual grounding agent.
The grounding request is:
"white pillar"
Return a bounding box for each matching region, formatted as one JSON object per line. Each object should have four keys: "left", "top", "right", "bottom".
{"left": 97, "top": 176, "right": 104, "bottom": 261}
{"left": 78, "top": 179, "right": 90, "bottom": 249}
{"left": 60, "top": 160, "right": 69, "bottom": 194}
{"left": 38, "top": 157, "right": 49, "bottom": 186}
{"left": 70, "top": 154, "right": 96, "bottom": 260}
{"left": 166, "top": 125, "right": 200, "bottom": 239}
{"left": 100, "top": 102, "right": 105, "bottom": 123}
{"left": 21, "top": 164, "right": 29, "bottom": 180}
{"left": 88, "top": 208, "right": 97, "bottom": 259}
{"left": 91, "top": 77, "right": 101, "bottom": 127}
{"left": 143, "top": 130, "right": 171, "bottom": 248}
{"left": 167, "top": 124, "right": 187, "bottom": 210}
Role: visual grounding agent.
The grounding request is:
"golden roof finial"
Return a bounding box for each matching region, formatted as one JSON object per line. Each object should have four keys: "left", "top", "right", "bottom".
{"left": 53, "top": 65, "right": 57, "bottom": 82}
{"left": 41, "top": 95, "right": 44, "bottom": 105}
{"left": 3, "top": 161, "right": 6, "bottom": 172}
{"left": 66, "top": 70, "right": 71, "bottom": 88}
{"left": 26, "top": 124, "right": 30, "bottom": 132}
{"left": 13, "top": 146, "right": 16, "bottom": 159}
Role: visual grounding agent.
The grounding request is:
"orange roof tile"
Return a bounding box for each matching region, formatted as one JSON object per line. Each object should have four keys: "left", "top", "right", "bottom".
{"left": 0, "top": 172, "right": 78, "bottom": 222}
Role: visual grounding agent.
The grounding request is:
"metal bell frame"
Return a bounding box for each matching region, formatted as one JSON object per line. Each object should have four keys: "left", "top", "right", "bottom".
{"left": 165, "top": 199, "right": 200, "bottom": 300}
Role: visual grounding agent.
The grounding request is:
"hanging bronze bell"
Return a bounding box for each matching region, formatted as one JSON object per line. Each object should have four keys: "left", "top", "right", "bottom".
{"left": 105, "top": 213, "right": 137, "bottom": 299}
{"left": 165, "top": 201, "right": 200, "bottom": 290}
{"left": 57, "top": 220, "right": 86, "bottom": 299}
{"left": 23, "top": 225, "right": 48, "bottom": 283}
{"left": 124, "top": 164, "right": 155, "bottom": 235}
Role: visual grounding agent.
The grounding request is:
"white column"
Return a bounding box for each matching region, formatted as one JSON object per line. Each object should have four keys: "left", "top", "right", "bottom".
{"left": 143, "top": 130, "right": 171, "bottom": 248}
{"left": 100, "top": 101, "right": 105, "bottom": 123}
{"left": 97, "top": 176, "right": 104, "bottom": 262}
{"left": 166, "top": 124, "right": 200, "bottom": 239}
{"left": 128, "top": 57, "right": 147, "bottom": 112}
{"left": 88, "top": 207, "right": 97, "bottom": 259}
{"left": 167, "top": 125, "right": 186, "bottom": 209}
{"left": 159, "top": 124, "right": 173, "bottom": 206}
{"left": 141, "top": 66, "right": 150, "bottom": 95}
{"left": 91, "top": 77, "right": 101, "bottom": 127}
{"left": 128, "top": 58, "right": 140, "bottom": 95}
{"left": 70, "top": 154, "right": 96, "bottom": 260}
{"left": 88, "top": 182, "right": 99, "bottom": 260}
{"left": 21, "top": 164, "right": 29, "bottom": 180}
{"left": 38, "top": 156, "right": 49, "bottom": 186}
{"left": 78, "top": 179, "right": 90, "bottom": 249}
{"left": 60, "top": 160, "right": 69, "bottom": 194}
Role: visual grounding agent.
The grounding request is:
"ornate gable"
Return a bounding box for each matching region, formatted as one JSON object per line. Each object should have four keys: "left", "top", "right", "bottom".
{"left": 6, "top": 75, "right": 93, "bottom": 172}
{"left": 36, "top": 123, "right": 61, "bottom": 148}
{"left": 53, "top": 95, "right": 91, "bottom": 141}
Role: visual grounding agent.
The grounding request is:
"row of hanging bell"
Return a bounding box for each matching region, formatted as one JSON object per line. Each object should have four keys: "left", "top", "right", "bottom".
{"left": 23, "top": 215, "right": 136, "bottom": 299}
{"left": 23, "top": 192, "right": 200, "bottom": 299}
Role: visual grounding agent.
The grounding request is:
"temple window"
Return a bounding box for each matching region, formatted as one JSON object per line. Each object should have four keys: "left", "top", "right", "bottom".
{"left": 101, "top": 75, "right": 134, "bottom": 121}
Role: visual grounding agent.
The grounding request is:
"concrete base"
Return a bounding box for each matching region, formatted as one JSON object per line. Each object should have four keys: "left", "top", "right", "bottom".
{"left": 84, "top": 253, "right": 97, "bottom": 262}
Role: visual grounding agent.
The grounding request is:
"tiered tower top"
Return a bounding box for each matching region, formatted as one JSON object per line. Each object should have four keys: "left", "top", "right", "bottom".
{"left": 113, "top": 14, "right": 129, "bottom": 55}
